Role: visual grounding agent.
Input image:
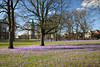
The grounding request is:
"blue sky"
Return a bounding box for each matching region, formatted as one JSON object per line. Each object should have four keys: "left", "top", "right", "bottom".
{"left": 0, "top": 0, "right": 100, "bottom": 36}
{"left": 69, "top": 0, "right": 100, "bottom": 30}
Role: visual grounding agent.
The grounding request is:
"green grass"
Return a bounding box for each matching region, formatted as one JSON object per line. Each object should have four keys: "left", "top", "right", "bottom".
{"left": 0, "top": 49, "right": 100, "bottom": 67}
{"left": 0, "top": 40, "right": 100, "bottom": 48}
{"left": 0, "top": 39, "right": 40, "bottom": 48}
{"left": 45, "top": 40, "right": 100, "bottom": 45}
{"left": 0, "top": 39, "right": 100, "bottom": 67}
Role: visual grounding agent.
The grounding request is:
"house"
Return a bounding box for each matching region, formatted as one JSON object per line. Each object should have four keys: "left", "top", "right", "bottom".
{"left": 63, "top": 30, "right": 100, "bottom": 40}
{"left": 63, "top": 32, "right": 75, "bottom": 40}
{"left": 0, "top": 20, "right": 9, "bottom": 40}
{"left": 18, "top": 21, "right": 35, "bottom": 39}
{"left": 92, "top": 30, "right": 100, "bottom": 39}
{"left": 27, "top": 22, "right": 35, "bottom": 39}
{"left": 85, "top": 30, "right": 92, "bottom": 39}
{"left": 29, "top": 29, "right": 35, "bottom": 39}
{"left": 18, "top": 35, "right": 29, "bottom": 39}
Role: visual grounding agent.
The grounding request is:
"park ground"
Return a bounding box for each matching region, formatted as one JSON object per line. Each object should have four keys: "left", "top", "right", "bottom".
{"left": 0, "top": 40, "right": 100, "bottom": 67}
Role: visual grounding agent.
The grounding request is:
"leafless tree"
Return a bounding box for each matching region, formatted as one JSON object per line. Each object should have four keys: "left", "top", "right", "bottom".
{"left": 0, "top": 0, "right": 20, "bottom": 49}
{"left": 21, "top": 0, "right": 61, "bottom": 46}
{"left": 72, "top": 8, "right": 92, "bottom": 40}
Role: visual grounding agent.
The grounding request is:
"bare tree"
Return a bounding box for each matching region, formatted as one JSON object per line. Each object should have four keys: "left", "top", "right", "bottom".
{"left": 21, "top": 0, "right": 61, "bottom": 46}
{"left": 0, "top": 0, "right": 20, "bottom": 49}
{"left": 72, "top": 8, "right": 92, "bottom": 40}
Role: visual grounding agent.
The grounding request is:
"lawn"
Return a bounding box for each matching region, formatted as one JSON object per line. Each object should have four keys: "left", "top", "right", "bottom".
{"left": 0, "top": 49, "right": 100, "bottom": 67}
{"left": 0, "top": 39, "right": 100, "bottom": 48}
{"left": 0, "top": 40, "right": 100, "bottom": 67}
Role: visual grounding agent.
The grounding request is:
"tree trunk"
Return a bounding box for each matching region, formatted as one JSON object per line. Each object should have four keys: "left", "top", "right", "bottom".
{"left": 41, "top": 29, "right": 45, "bottom": 46}
{"left": 5, "top": 29, "right": 6, "bottom": 40}
{"left": 8, "top": 0, "right": 14, "bottom": 49}
{"left": 8, "top": 0, "right": 13, "bottom": 49}
{"left": 28, "top": 30, "right": 29, "bottom": 40}
{"left": 83, "top": 32, "right": 86, "bottom": 40}
{"left": 11, "top": 0, "right": 15, "bottom": 42}
{"left": 8, "top": 32, "right": 13, "bottom": 48}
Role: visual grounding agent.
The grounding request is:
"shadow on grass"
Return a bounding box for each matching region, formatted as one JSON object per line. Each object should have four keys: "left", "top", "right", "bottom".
{"left": 12, "top": 45, "right": 100, "bottom": 51}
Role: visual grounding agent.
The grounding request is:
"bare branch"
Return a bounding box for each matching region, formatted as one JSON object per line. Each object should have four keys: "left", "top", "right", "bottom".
{"left": 21, "top": 0, "right": 38, "bottom": 16}
{"left": 14, "top": 0, "right": 20, "bottom": 9}
{"left": 0, "top": 10, "right": 7, "bottom": 13}
{"left": 45, "top": 25, "right": 58, "bottom": 34}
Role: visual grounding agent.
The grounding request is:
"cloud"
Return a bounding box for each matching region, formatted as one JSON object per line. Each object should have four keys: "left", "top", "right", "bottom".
{"left": 76, "top": 8, "right": 85, "bottom": 11}
{"left": 76, "top": 8, "right": 85, "bottom": 12}
{"left": 75, "top": 8, "right": 86, "bottom": 15}
{"left": 48, "top": 11, "right": 56, "bottom": 14}
{"left": 81, "top": 0, "right": 89, "bottom": 7}
{"left": 81, "top": 0, "right": 100, "bottom": 7}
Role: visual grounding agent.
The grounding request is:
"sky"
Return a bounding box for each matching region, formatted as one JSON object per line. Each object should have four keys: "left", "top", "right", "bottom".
{"left": 69, "top": 0, "right": 100, "bottom": 30}
{"left": 0, "top": 0, "right": 100, "bottom": 36}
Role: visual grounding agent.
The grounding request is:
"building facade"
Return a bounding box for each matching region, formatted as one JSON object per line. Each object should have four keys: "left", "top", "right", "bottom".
{"left": 0, "top": 20, "right": 9, "bottom": 40}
